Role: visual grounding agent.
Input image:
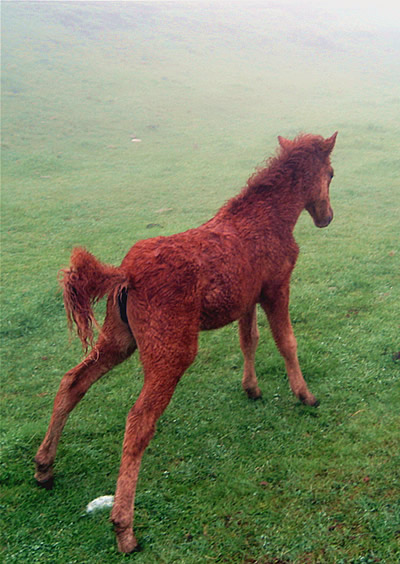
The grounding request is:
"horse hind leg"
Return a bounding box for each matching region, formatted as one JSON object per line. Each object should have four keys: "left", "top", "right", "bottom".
{"left": 34, "top": 298, "right": 137, "bottom": 488}
{"left": 111, "top": 319, "right": 199, "bottom": 553}
{"left": 239, "top": 307, "right": 262, "bottom": 399}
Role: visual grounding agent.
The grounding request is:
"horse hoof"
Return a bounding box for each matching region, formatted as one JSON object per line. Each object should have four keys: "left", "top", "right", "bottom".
{"left": 245, "top": 387, "right": 262, "bottom": 400}
{"left": 34, "top": 462, "right": 54, "bottom": 489}
{"left": 306, "top": 395, "right": 320, "bottom": 407}
{"left": 35, "top": 475, "right": 54, "bottom": 490}
{"left": 305, "top": 397, "right": 320, "bottom": 407}
{"left": 115, "top": 527, "right": 139, "bottom": 553}
{"left": 298, "top": 392, "right": 319, "bottom": 407}
{"left": 117, "top": 538, "right": 140, "bottom": 554}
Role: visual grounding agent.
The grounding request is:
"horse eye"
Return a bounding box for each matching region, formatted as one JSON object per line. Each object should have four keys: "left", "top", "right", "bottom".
{"left": 329, "top": 170, "right": 334, "bottom": 179}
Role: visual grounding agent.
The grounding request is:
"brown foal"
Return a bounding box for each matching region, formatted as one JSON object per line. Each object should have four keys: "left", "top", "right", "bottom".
{"left": 35, "top": 132, "right": 337, "bottom": 552}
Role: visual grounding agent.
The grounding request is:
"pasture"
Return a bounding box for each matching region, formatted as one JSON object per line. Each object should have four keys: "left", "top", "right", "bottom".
{"left": 1, "top": 2, "right": 399, "bottom": 562}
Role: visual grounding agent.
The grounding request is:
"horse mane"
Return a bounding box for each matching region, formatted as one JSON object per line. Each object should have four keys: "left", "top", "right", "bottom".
{"left": 221, "top": 134, "right": 328, "bottom": 216}
{"left": 247, "top": 133, "right": 327, "bottom": 193}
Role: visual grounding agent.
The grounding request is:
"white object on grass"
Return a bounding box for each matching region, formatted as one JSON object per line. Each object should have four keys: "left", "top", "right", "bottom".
{"left": 86, "top": 495, "right": 114, "bottom": 513}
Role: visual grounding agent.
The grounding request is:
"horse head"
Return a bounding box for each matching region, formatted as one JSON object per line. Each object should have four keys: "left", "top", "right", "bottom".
{"left": 305, "top": 132, "right": 337, "bottom": 228}
{"left": 278, "top": 132, "right": 337, "bottom": 228}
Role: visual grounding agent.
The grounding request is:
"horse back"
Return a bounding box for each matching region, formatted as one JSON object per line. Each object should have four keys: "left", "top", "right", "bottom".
{"left": 120, "top": 219, "right": 298, "bottom": 333}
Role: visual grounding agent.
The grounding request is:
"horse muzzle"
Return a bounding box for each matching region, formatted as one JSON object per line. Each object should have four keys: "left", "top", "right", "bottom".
{"left": 314, "top": 211, "right": 333, "bottom": 228}
{"left": 307, "top": 203, "right": 333, "bottom": 228}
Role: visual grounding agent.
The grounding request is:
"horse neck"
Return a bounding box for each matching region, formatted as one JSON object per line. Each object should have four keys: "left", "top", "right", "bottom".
{"left": 221, "top": 170, "right": 306, "bottom": 233}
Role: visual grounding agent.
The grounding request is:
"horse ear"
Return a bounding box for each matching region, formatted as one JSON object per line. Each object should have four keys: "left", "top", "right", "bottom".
{"left": 278, "top": 136, "right": 292, "bottom": 150}
{"left": 323, "top": 131, "right": 338, "bottom": 153}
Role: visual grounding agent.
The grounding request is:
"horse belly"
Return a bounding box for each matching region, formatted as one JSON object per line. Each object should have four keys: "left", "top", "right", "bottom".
{"left": 199, "top": 279, "right": 256, "bottom": 330}
{"left": 200, "top": 306, "right": 239, "bottom": 330}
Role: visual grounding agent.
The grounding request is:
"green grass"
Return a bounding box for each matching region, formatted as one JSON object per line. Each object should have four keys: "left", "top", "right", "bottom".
{"left": 1, "top": 2, "right": 399, "bottom": 563}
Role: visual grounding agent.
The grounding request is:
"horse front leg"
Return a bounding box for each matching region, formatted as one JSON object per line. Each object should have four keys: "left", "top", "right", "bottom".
{"left": 239, "top": 307, "right": 262, "bottom": 399}
{"left": 111, "top": 330, "right": 198, "bottom": 553}
{"left": 35, "top": 304, "right": 136, "bottom": 488}
{"left": 261, "top": 284, "right": 318, "bottom": 406}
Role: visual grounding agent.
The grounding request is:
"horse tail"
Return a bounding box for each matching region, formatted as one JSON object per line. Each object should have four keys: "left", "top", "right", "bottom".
{"left": 59, "top": 247, "right": 129, "bottom": 351}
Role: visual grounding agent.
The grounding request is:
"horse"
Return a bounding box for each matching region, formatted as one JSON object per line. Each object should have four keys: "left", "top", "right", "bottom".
{"left": 34, "top": 132, "right": 337, "bottom": 553}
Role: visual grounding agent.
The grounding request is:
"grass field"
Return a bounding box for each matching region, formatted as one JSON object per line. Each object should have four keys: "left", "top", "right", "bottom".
{"left": 1, "top": 2, "right": 399, "bottom": 563}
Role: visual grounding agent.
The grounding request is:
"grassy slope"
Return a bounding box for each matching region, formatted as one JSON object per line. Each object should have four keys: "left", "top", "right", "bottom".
{"left": 1, "top": 2, "right": 399, "bottom": 563}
